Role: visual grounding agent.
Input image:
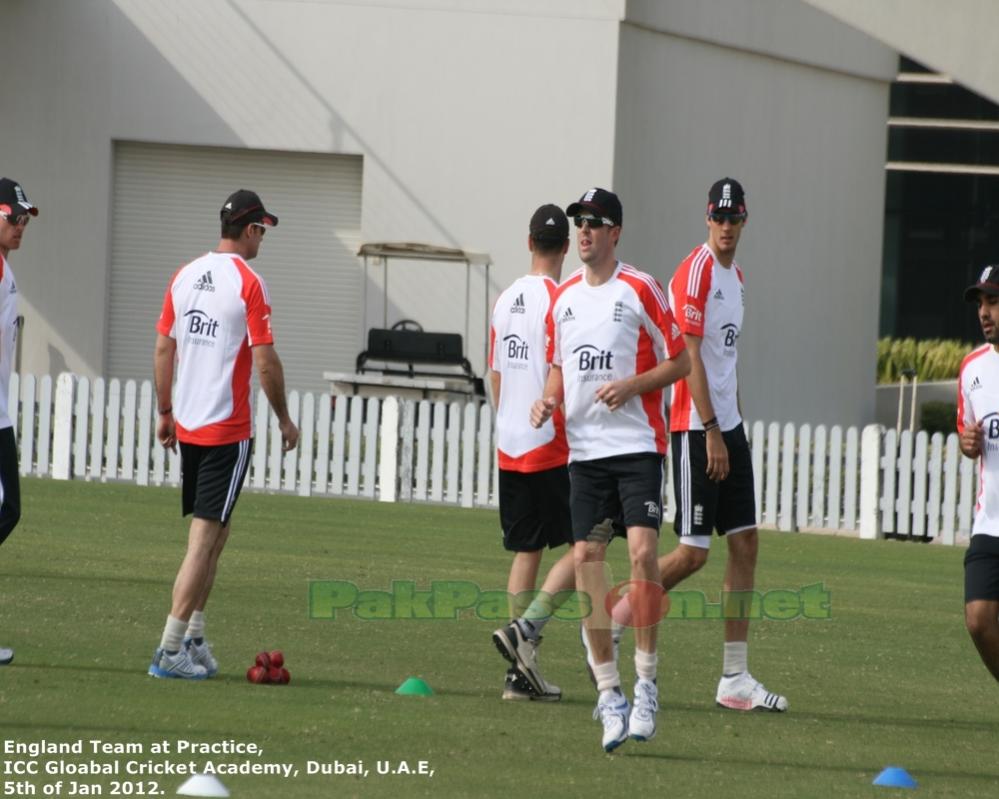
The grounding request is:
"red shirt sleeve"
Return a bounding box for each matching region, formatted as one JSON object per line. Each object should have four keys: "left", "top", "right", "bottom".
{"left": 233, "top": 258, "right": 274, "bottom": 346}
{"left": 155, "top": 269, "right": 181, "bottom": 337}
{"left": 672, "top": 249, "right": 713, "bottom": 338}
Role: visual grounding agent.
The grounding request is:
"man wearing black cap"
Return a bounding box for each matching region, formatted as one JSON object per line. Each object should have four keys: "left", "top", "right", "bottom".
{"left": 957, "top": 265, "right": 999, "bottom": 683}
{"left": 490, "top": 204, "right": 576, "bottom": 702}
{"left": 532, "top": 188, "right": 689, "bottom": 751}
{"left": 0, "top": 178, "right": 38, "bottom": 667}
{"left": 148, "top": 189, "right": 299, "bottom": 679}
{"left": 660, "top": 177, "right": 787, "bottom": 711}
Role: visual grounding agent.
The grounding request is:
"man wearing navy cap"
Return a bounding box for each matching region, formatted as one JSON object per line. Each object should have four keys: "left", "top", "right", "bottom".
{"left": 0, "top": 178, "right": 39, "bottom": 667}
{"left": 661, "top": 177, "right": 788, "bottom": 712}
{"left": 532, "top": 187, "right": 689, "bottom": 750}
{"left": 149, "top": 189, "right": 298, "bottom": 679}
{"left": 958, "top": 265, "right": 999, "bottom": 682}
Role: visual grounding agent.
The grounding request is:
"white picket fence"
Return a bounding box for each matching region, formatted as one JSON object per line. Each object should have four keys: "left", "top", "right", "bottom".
{"left": 10, "top": 372, "right": 978, "bottom": 545}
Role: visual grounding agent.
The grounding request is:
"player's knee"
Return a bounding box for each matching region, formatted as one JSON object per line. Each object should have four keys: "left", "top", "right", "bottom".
{"left": 681, "top": 545, "right": 709, "bottom": 574}
{"left": 965, "top": 603, "right": 997, "bottom": 639}
{"left": 575, "top": 540, "right": 604, "bottom": 566}
{"left": 628, "top": 538, "right": 658, "bottom": 570}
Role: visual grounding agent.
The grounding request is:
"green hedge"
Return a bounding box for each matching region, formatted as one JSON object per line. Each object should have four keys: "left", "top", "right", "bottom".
{"left": 877, "top": 337, "right": 974, "bottom": 384}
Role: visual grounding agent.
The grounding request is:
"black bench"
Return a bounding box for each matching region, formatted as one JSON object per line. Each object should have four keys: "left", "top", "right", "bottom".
{"left": 356, "top": 327, "right": 484, "bottom": 396}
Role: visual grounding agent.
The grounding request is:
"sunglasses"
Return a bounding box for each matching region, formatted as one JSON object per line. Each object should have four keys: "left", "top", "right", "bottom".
{"left": 573, "top": 214, "right": 616, "bottom": 229}
{"left": 708, "top": 213, "right": 746, "bottom": 225}
{"left": 250, "top": 222, "right": 268, "bottom": 236}
{"left": 0, "top": 212, "right": 30, "bottom": 227}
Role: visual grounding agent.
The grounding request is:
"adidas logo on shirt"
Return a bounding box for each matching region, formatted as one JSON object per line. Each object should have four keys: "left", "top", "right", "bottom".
{"left": 713, "top": 288, "right": 724, "bottom": 300}
{"left": 511, "top": 293, "right": 526, "bottom": 314}
{"left": 971, "top": 376, "right": 983, "bottom": 392}
{"left": 193, "top": 271, "right": 215, "bottom": 293}
{"left": 560, "top": 306, "right": 575, "bottom": 323}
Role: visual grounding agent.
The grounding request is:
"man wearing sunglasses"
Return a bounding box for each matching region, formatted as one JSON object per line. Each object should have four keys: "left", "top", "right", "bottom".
{"left": 663, "top": 177, "right": 787, "bottom": 712}
{"left": 957, "top": 265, "right": 999, "bottom": 684}
{"left": 149, "top": 189, "right": 299, "bottom": 679}
{"left": 490, "top": 204, "right": 576, "bottom": 702}
{"left": 532, "top": 187, "right": 689, "bottom": 751}
{"left": 0, "top": 178, "right": 38, "bottom": 667}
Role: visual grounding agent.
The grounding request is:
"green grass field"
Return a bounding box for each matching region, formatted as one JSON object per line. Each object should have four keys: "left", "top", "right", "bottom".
{"left": 1, "top": 477, "right": 997, "bottom": 799}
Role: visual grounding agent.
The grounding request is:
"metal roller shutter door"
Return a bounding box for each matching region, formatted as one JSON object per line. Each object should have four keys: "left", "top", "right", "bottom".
{"left": 108, "top": 141, "right": 363, "bottom": 392}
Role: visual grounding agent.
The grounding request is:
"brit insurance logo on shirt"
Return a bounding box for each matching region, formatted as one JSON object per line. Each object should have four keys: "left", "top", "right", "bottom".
{"left": 502, "top": 334, "right": 529, "bottom": 370}
{"left": 982, "top": 411, "right": 999, "bottom": 454}
{"left": 573, "top": 343, "right": 614, "bottom": 383}
{"left": 183, "top": 309, "right": 220, "bottom": 348}
{"left": 720, "top": 322, "right": 740, "bottom": 355}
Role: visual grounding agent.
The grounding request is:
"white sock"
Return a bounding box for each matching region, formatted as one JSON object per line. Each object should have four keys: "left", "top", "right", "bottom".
{"left": 635, "top": 648, "right": 657, "bottom": 682}
{"left": 593, "top": 660, "right": 621, "bottom": 693}
{"left": 723, "top": 641, "right": 748, "bottom": 676}
{"left": 159, "top": 615, "right": 188, "bottom": 653}
{"left": 185, "top": 610, "right": 205, "bottom": 641}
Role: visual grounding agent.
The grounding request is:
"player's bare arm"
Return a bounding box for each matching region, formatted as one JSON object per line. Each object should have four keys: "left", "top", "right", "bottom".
{"left": 594, "top": 348, "right": 691, "bottom": 411}
{"left": 253, "top": 344, "right": 300, "bottom": 451}
{"left": 489, "top": 370, "right": 501, "bottom": 409}
{"left": 153, "top": 333, "right": 177, "bottom": 452}
{"left": 530, "top": 364, "right": 564, "bottom": 428}
{"left": 682, "top": 333, "right": 729, "bottom": 481}
{"left": 960, "top": 421, "right": 984, "bottom": 459}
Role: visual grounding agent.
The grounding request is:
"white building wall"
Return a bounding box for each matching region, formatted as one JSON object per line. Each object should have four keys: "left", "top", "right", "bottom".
{"left": 2, "top": 0, "right": 624, "bottom": 381}
{"left": 615, "top": 0, "right": 898, "bottom": 426}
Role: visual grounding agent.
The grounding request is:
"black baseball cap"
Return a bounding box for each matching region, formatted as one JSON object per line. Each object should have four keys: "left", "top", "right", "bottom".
{"left": 707, "top": 177, "right": 746, "bottom": 215}
{"left": 964, "top": 265, "right": 999, "bottom": 301}
{"left": 529, "top": 204, "right": 569, "bottom": 242}
{"left": 0, "top": 178, "right": 39, "bottom": 218}
{"left": 220, "top": 189, "right": 278, "bottom": 227}
{"left": 566, "top": 188, "right": 622, "bottom": 226}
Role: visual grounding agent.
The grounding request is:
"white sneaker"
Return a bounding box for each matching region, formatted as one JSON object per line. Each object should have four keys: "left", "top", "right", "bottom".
{"left": 501, "top": 667, "right": 562, "bottom": 702}
{"left": 716, "top": 672, "right": 788, "bottom": 712}
{"left": 629, "top": 678, "right": 658, "bottom": 741}
{"left": 594, "top": 689, "right": 630, "bottom": 752}
{"left": 184, "top": 638, "right": 218, "bottom": 677}
{"left": 147, "top": 647, "right": 208, "bottom": 680}
{"left": 0, "top": 647, "right": 12, "bottom": 665}
{"left": 492, "top": 622, "right": 554, "bottom": 698}
{"left": 579, "top": 623, "right": 622, "bottom": 688}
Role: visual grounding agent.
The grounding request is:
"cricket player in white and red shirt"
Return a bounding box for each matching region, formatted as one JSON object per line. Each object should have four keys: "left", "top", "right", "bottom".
{"left": 663, "top": 178, "right": 787, "bottom": 713}
{"left": 149, "top": 189, "right": 298, "bottom": 680}
{"left": 957, "top": 264, "right": 999, "bottom": 683}
{"left": 531, "top": 187, "right": 689, "bottom": 752}
{"left": 489, "top": 205, "right": 576, "bottom": 703}
{"left": 0, "top": 177, "right": 39, "bottom": 668}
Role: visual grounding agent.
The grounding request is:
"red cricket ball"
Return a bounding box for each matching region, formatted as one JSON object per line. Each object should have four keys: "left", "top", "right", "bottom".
{"left": 267, "top": 666, "right": 283, "bottom": 684}
{"left": 268, "top": 650, "right": 284, "bottom": 669}
{"left": 277, "top": 667, "right": 290, "bottom": 685}
{"left": 246, "top": 665, "right": 269, "bottom": 684}
{"left": 255, "top": 651, "right": 271, "bottom": 669}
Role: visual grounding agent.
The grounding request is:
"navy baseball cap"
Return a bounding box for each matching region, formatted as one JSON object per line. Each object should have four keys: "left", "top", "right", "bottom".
{"left": 220, "top": 189, "right": 278, "bottom": 227}
{"left": 529, "top": 204, "right": 569, "bottom": 242}
{"left": 707, "top": 177, "right": 746, "bottom": 215}
{"left": 964, "top": 264, "right": 999, "bottom": 301}
{"left": 0, "top": 178, "right": 39, "bottom": 219}
{"left": 566, "top": 188, "right": 622, "bottom": 226}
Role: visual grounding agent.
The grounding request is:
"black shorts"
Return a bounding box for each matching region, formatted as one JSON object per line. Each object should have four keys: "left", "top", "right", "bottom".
{"left": 964, "top": 534, "right": 999, "bottom": 603}
{"left": 671, "top": 425, "right": 756, "bottom": 538}
{"left": 181, "top": 439, "right": 252, "bottom": 525}
{"left": 568, "top": 453, "right": 664, "bottom": 543}
{"left": 499, "top": 466, "right": 572, "bottom": 552}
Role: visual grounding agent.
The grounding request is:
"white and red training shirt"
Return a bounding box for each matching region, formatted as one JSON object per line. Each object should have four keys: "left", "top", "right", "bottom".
{"left": 668, "top": 244, "right": 745, "bottom": 432}
{"left": 0, "top": 255, "right": 18, "bottom": 430}
{"left": 958, "top": 343, "right": 999, "bottom": 537}
{"left": 546, "top": 262, "right": 685, "bottom": 462}
{"left": 156, "top": 251, "right": 274, "bottom": 446}
{"left": 489, "top": 275, "right": 568, "bottom": 472}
